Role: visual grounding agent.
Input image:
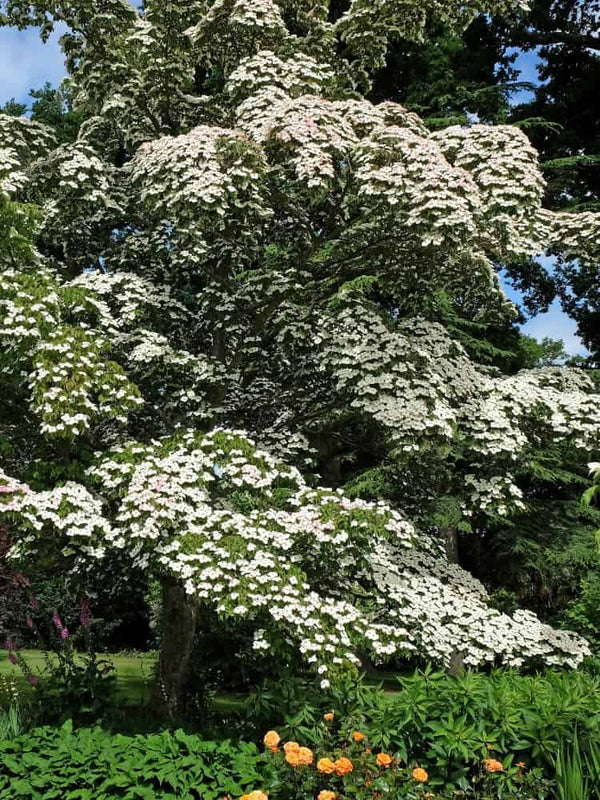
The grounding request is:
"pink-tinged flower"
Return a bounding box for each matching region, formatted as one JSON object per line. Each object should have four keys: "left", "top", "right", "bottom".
{"left": 5, "top": 638, "right": 15, "bottom": 652}
{"left": 8, "top": 652, "right": 18, "bottom": 665}
{"left": 61, "top": 628, "right": 69, "bottom": 640}
{"left": 27, "top": 674, "right": 39, "bottom": 686}
{"left": 26, "top": 616, "right": 34, "bottom": 629}
{"left": 52, "top": 614, "right": 63, "bottom": 631}
{"left": 29, "top": 595, "right": 39, "bottom": 611}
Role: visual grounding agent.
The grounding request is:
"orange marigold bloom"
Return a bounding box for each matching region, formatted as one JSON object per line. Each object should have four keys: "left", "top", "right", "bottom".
{"left": 317, "top": 758, "right": 336, "bottom": 774}
{"left": 376, "top": 753, "right": 393, "bottom": 768}
{"left": 334, "top": 757, "right": 354, "bottom": 776}
{"left": 283, "top": 741, "right": 300, "bottom": 755}
{"left": 483, "top": 759, "right": 504, "bottom": 773}
{"left": 317, "top": 792, "right": 336, "bottom": 800}
{"left": 412, "top": 767, "right": 428, "bottom": 782}
{"left": 352, "top": 731, "right": 364, "bottom": 742}
{"left": 297, "top": 747, "right": 314, "bottom": 766}
{"left": 239, "top": 793, "right": 268, "bottom": 800}
{"left": 263, "top": 731, "right": 280, "bottom": 751}
{"left": 323, "top": 712, "right": 334, "bottom": 722}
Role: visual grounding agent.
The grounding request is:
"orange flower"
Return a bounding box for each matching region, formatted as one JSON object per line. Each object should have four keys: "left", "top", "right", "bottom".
{"left": 323, "top": 712, "right": 334, "bottom": 722}
{"left": 283, "top": 741, "right": 300, "bottom": 755}
{"left": 263, "top": 731, "right": 280, "bottom": 751}
{"left": 317, "top": 758, "right": 336, "bottom": 774}
{"left": 297, "top": 747, "right": 314, "bottom": 766}
{"left": 483, "top": 758, "right": 504, "bottom": 773}
{"left": 376, "top": 753, "right": 393, "bottom": 768}
{"left": 317, "top": 793, "right": 336, "bottom": 800}
{"left": 518, "top": 761, "right": 526, "bottom": 768}
{"left": 412, "top": 767, "right": 428, "bottom": 782}
{"left": 352, "top": 731, "right": 364, "bottom": 742}
{"left": 334, "top": 757, "right": 354, "bottom": 776}
{"left": 239, "top": 793, "right": 268, "bottom": 800}
{"left": 285, "top": 751, "right": 301, "bottom": 768}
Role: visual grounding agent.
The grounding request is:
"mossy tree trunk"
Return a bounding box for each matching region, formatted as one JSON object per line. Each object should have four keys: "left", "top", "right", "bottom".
{"left": 441, "top": 527, "right": 465, "bottom": 676}
{"left": 152, "top": 576, "right": 199, "bottom": 718}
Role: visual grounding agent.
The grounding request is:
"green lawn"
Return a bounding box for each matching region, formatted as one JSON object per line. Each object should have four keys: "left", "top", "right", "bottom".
{"left": 0, "top": 649, "right": 156, "bottom": 703}
{"left": 2, "top": 649, "right": 402, "bottom": 712}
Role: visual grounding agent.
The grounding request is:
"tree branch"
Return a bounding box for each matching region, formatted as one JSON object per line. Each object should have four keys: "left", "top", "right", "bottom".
{"left": 513, "top": 28, "right": 600, "bottom": 51}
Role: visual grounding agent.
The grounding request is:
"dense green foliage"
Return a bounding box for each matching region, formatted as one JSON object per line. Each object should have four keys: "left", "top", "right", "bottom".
{"left": 248, "top": 669, "right": 600, "bottom": 771}
{"left": 0, "top": 723, "right": 268, "bottom": 800}
{"left": 4, "top": 668, "right": 600, "bottom": 798}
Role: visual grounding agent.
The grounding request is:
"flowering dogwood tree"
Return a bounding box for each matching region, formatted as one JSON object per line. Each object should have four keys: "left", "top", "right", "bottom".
{"left": 1, "top": 0, "right": 600, "bottom": 712}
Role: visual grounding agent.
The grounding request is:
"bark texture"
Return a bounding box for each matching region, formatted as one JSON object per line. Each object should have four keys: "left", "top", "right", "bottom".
{"left": 152, "top": 577, "right": 198, "bottom": 718}
{"left": 442, "top": 526, "right": 460, "bottom": 564}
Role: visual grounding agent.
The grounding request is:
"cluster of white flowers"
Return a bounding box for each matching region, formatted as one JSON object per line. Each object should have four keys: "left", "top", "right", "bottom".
{"left": 335, "top": 0, "right": 527, "bottom": 70}
{"left": 69, "top": 271, "right": 190, "bottom": 335}
{"left": 130, "top": 125, "right": 268, "bottom": 259}
{"left": 461, "top": 367, "right": 600, "bottom": 459}
{"left": 434, "top": 125, "right": 546, "bottom": 256}
{"left": 322, "top": 306, "right": 476, "bottom": 449}
{"left": 322, "top": 306, "right": 600, "bottom": 517}
{"left": 463, "top": 475, "right": 526, "bottom": 518}
{"left": 355, "top": 125, "right": 480, "bottom": 249}
{"left": 186, "top": 0, "right": 288, "bottom": 62}
{"left": 0, "top": 268, "right": 142, "bottom": 438}
{"left": 227, "top": 50, "right": 335, "bottom": 103}
{"left": 0, "top": 430, "right": 589, "bottom": 672}
{"left": 538, "top": 208, "right": 600, "bottom": 269}
{"left": 372, "top": 547, "right": 590, "bottom": 668}
{"left": 232, "top": 81, "right": 600, "bottom": 269}
{"left": 0, "top": 471, "right": 112, "bottom": 562}
{"left": 0, "top": 114, "right": 56, "bottom": 193}
{"left": 30, "top": 327, "right": 142, "bottom": 437}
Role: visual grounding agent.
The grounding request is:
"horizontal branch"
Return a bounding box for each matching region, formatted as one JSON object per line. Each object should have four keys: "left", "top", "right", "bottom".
{"left": 514, "top": 27, "right": 600, "bottom": 51}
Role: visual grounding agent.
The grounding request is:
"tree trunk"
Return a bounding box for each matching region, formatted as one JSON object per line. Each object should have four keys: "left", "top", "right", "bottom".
{"left": 442, "top": 527, "right": 459, "bottom": 564}
{"left": 441, "top": 527, "right": 464, "bottom": 675}
{"left": 152, "top": 577, "right": 198, "bottom": 719}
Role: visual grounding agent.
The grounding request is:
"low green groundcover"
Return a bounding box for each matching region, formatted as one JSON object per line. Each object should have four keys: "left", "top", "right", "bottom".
{"left": 0, "top": 722, "right": 267, "bottom": 800}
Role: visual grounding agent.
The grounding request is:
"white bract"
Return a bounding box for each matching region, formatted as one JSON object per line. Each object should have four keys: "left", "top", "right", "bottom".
{"left": 0, "top": 430, "right": 590, "bottom": 671}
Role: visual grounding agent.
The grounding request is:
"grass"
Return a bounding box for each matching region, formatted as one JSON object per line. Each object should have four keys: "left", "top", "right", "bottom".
{"left": 1, "top": 649, "right": 404, "bottom": 717}
{"left": 0, "top": 649, "right": 156, "bottom": 703}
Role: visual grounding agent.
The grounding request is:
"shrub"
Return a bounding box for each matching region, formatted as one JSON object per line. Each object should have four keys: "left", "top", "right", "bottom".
{"left": 258, "top": 723, "right": 552, "bottom": 799}
{"left": 7, "top": 597, "right": 118, "bottom": 725}
{"left": 0, "top": 723, "right": 269, "bottom": 800}
{"left": 244, "top": 667, "right": 600, "bottom": 790}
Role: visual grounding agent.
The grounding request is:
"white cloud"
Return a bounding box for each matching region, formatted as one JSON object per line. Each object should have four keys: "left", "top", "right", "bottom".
{"left": 0, "top": 25, "right": 67, "bottom": 106}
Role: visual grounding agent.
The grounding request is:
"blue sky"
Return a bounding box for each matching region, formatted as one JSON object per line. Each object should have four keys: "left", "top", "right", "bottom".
{"left": 0, "top": 25, "right": 587, "bottom": 356}
{"left": 0, "top": 25, "right": 67, "bottom": 105}
{"left": 505, "top": 47, "right": 540, "bottom": 105}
